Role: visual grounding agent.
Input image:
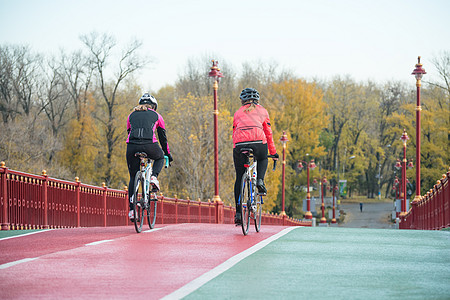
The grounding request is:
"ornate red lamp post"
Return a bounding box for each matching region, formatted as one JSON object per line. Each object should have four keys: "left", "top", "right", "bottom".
{"left": 280, "top": 131, "right": 288, "bottom": 220}
{"left": 320, "top": 176, "right": 327, "bottom": 224}
{"left": 298, "top": 156, "right": 316, "bottom": 219}
{"left": 411, "top": 57, "right": 426, "bottom": 204}
{"left": 393, "top": 175, "right": 400, "bottom": 218}
{"left": 208, "top": 60, "right": 224, "bottom": 205}
{"left": 332, "top": 185, "right": 338, "bottom": 224}
{"left": 400, "top": 129, "right": 409, "bottom": 217}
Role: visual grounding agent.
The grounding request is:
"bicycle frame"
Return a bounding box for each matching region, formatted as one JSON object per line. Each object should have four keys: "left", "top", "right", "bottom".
{"left": 238, "top": 158, "right": 257, "bottom": 207}
{"left": 138, "top": 157, "right": 153, "bottom": 204}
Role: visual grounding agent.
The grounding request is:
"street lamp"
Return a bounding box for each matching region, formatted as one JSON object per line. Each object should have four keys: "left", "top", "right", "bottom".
{"left": 393, "top": 175, "right": 401, "bottom": 217}
{"left": 320, "top": 176, "right": 327, "bottom": 224}
{"left": 339, "top": 155, "right": 355, "bottom": 200}
{"left": 208, "top": 60, "right": 224, "bottom": 204}
{"left": 332, "top": 185, "right": 338, "bottom": 224}
{"left": 342, "top": 155, "right": 356, "bottom": 176}
{"left": 411, "top": 56, "right": 426, "bottom": 204}
{"left": 400, "top": 129, "right": 409, "bottom": 217}
{"left": 280, "top": 131, "right": 288, "bottom": 220}
{"left": 298, "top": 156, "right": 316, "bottom": 219}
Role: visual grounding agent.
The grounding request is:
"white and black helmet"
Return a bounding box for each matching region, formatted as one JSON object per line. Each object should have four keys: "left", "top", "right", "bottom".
{"left": 239, "top": 88, "right": 260, "bottom": 103}
{"left": 139, "top": 93, "right": 158, "bottom": 110}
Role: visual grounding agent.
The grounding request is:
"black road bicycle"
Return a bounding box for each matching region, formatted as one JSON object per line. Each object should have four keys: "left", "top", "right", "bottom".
{"left": 132, "top": 152, "right": 169, "bottom": 233}
{"left": 237, "top": 148, "right": 277, "bottom": 235}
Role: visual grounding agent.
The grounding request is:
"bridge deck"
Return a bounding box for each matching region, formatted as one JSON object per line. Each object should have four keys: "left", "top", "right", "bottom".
{"left": 1, "top": 224, "right": 449, "bottom": 299}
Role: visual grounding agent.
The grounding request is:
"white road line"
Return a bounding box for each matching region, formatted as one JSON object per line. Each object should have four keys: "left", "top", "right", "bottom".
{"left": 0, "top": 230, "right": 53, "bottom": 241}
{"left": 0, "top": 257, "right": 39, "bottom": 270}
{"left": 143, "top": 227, "right": 164, "bottom": 233}
{"left": 1, "top": 226, "right": 171, "bottom": 270}
{"left": 85, "top": 239, "right": 114, "bottom": 246}
{"left": 161, "top": 226, "right": 300, "bottom": 300}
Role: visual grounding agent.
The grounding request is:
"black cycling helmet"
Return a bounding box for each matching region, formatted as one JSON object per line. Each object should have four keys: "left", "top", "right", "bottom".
{"left": 139, "top": 93, "right": 158, "bottom": 110}
{"left": 239, "top": 88, "right": 260, "bottom": 103}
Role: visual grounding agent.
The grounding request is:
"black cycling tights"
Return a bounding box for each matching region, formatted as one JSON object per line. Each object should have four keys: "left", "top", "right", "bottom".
{"left": 126, "top": 143, "right": 164, "bottom": 209}
{"left": 233, "top": 142, "right": 268, "bottom": 208}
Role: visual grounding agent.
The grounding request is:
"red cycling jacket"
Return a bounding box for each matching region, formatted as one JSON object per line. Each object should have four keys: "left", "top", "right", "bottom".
{"left": 232, "top": 104, "right": 277, "bottom": 155}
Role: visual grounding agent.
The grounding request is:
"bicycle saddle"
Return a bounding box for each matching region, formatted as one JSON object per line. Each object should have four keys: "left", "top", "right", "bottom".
{"left": 134, "top": 152, "right": 148, "bottom": 158}
{"left": 240, "top": 148, "right": 253, "bottom": 155}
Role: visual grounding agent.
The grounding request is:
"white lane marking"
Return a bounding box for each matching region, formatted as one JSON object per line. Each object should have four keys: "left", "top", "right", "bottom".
{"left": 1, "top": 226, "right": 170, "bottom": 269}
{"left": 161, "top": 226, "right": 300, "bottom": 300}
{"left": 143, "top": 227, "right": 164, "bottom": 233}
{"left": 0, "top": 257, "right": 39, "bottom": 270}
{"left": 0, "top": 230, "right": 54, "bottom": 241}
{"left": 85, "top": 239, "right": 114, "bottom": 246}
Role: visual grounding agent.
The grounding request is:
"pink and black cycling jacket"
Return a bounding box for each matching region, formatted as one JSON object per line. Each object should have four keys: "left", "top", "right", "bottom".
{"left": 126, "top": 108, "right": 170, "bottom": 155}
{"left": 232, "top": 104, "right": 276, "bottom": 155}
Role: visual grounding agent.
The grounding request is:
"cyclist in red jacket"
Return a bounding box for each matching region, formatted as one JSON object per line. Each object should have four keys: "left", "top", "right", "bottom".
{"left": 232, "top": 88, "right": 278, "bottom": 224}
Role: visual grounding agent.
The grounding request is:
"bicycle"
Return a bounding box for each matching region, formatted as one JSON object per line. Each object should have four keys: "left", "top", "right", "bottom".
{"left": 237, "top": 148, "right": 277, "bottom": 235}
{"left": 132, "top": 152, "right": 169, "bottom": 233}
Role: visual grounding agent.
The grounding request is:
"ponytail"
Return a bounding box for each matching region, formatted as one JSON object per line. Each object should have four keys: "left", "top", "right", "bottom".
{"left": 133, "top": 104, "right": 153, "bottom": 111}
{"left": 243, "top": 101, "right": 257, "bottom": 113}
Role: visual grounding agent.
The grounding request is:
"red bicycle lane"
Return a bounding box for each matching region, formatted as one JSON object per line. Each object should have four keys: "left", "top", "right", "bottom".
{"left": 0, "top": 223, "right": 289, "bottom": 299}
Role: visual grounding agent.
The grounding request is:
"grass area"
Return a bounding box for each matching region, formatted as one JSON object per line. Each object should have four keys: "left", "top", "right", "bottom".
{"left": 340, "top": 195, "right": 392, "bottom": 204}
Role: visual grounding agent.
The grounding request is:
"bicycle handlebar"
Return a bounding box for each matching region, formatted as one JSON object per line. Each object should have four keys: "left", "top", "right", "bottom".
{"left": 268, "top": 155, "right": 278, "bottom": 171}
{"left": 164, "top": 155, "right": 170, "bottom": 168}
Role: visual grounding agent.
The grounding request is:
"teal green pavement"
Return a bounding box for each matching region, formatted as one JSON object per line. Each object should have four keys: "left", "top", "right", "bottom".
{"left": 185, "top": 227, "right": 450, "bottom": 300}
{"left": 0, "top": 230, "right": 43, "bottom": 239}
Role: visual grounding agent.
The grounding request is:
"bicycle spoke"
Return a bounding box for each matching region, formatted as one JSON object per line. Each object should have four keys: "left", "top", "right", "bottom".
{"left": 133, "top": 174, "right": 144, "bottom": 233}
{"left": 255, "top": 195, "right": 262, "bottom": 232}
{"left": 240, "top": 174, "right": 250, "bottom": 235}
{"left": 147, "top": 193, "right": 157, "bottom": 229}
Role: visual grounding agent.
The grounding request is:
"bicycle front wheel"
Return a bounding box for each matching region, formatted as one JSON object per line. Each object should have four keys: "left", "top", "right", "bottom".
{"left": 147, "top": 193, "right": 157, "bottom": 229}
{"left": 133, "top": 172, "right": 145, "bottom": 233}
{"left": 254, "top": 195, "right": 262, "bottom": 232}
{"left": 240, "top": 174, "right": 251, "bottom": 235}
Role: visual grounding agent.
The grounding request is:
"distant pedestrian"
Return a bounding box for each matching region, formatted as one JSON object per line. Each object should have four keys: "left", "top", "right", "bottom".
{"left": 360, "top": 202, "right": 363, "bottom": 212}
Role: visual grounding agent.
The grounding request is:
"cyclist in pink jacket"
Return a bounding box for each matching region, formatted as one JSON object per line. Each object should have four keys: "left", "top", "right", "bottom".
{"left": 233, "top": 88, "right": 278, "bottom": 224}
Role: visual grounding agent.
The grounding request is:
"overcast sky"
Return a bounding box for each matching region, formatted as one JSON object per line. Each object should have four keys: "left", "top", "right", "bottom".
{"left": 1, "top": 0, "right": 449, "bottom": 91}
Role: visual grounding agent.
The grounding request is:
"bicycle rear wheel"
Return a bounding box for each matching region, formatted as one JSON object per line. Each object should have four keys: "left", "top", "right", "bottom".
{"left": 254, "top": 195, "right": 262, "bottom": 232}
{"left": 147, "top": 193, "right": 157, "bottom": 229}
{"left": 133, "top": 172, "right": 145, "bottom": 233}
{"left": 240, "top": 174, "right": 251, "bottom": 235}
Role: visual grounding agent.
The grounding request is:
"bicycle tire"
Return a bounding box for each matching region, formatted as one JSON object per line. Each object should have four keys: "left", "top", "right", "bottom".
{"left": 240, "top": 174, "right": 251, "bottom": 235}
{"left": 254, "top": 195, "right": 262, "bottom": 232}
{"left": 133, "top": 172, "right": 144, "bottom": 233}
{"left": 147, "top": 193, "right": 157, "bottom": 229}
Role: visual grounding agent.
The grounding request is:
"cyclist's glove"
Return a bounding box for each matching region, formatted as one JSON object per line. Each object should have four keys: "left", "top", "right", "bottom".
{"left": 272, "top": 153, "right": 279, "bottom": 159}
{"left": 167, "top": 153, "right": 173, "bottom": 163}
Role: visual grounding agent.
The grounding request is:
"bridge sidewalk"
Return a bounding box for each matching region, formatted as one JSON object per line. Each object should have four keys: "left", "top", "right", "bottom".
{"left": 182, "top": 227, "right": 450, "bottom": 300}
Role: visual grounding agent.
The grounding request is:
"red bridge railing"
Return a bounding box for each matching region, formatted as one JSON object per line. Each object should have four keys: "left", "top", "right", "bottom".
{"left": 0, "top": 162, "right": 311, "bottom": 230}
{"left": 400, "top": 167, "right": 450, "bottom": 230}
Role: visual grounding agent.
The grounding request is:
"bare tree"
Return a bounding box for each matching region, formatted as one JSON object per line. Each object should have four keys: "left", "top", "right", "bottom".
{"left": 0, "top": 45, "right": 17, "bottom": 123}
{"left": 11, "top": 45, "right": 40, "bottom": 116}
{"left": 37, "top": 57, "right": 70, "bottom": 137}
{"left": 80, "top": 32, "right": 147, "bottom": 185}
{"left": 60, "top": 50, "right": 95, "bottom": 120}
{"left": 428, "top": 51, "right": 450, "bottom": 97}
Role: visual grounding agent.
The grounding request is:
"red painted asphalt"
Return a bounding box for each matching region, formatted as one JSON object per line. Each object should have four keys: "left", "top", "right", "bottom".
{"left": 0, "top": 224, "right": 289, "bottom": 299}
